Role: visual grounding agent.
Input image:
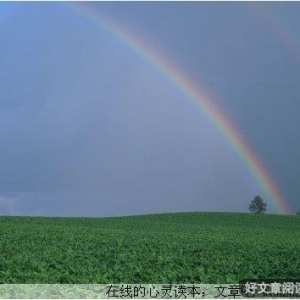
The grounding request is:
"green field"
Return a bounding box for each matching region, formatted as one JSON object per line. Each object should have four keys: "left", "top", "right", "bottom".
{"left": 0, "top": 212, "right": 299, "bottom": 283}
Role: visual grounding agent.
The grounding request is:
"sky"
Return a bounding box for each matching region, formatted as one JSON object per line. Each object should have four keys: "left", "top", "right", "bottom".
{"left": 0, "top": 2, "right": 299, "bottom": 217}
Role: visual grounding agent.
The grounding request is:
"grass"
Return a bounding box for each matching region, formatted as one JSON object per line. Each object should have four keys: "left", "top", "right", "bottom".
{"left": 0, "top": 212, "right": 299, "bottom": 283}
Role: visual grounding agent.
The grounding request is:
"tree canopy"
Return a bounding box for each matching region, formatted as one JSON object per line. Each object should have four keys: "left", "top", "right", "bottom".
{"left": 248, "top": 195, "right": 267, "bottom": 214}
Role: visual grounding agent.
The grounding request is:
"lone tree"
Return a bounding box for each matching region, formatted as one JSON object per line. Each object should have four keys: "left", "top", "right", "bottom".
{"left": 248, "top": 195, "right": 267, "bottom": 214}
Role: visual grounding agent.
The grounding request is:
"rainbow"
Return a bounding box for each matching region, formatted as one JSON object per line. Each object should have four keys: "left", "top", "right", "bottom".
{"left": 250, "top": 4, "right": 300, "bottom": 63}
{"left": 67, "top": 3, "right": 290, "bottom": 214}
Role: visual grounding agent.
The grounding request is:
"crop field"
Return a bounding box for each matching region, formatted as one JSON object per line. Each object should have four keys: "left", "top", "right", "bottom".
{"left": 0, "top": 212, "right": 299, "bottom": 283}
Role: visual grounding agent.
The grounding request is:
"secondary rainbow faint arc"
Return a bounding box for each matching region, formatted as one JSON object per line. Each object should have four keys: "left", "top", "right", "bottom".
{"left": 68, "top": 3, "right": 290, "bottom": 214}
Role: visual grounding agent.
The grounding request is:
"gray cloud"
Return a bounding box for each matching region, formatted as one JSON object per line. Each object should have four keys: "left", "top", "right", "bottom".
{"left": 0, "top": 2, "right": 298, "bottom": 216}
